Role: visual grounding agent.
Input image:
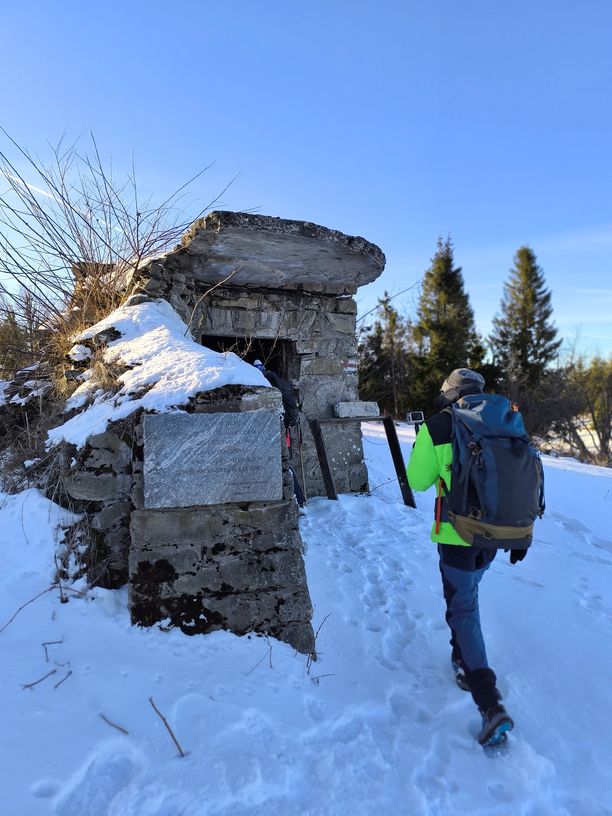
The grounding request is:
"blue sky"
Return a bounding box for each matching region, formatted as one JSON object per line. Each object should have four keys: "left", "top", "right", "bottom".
{"left": 1, "top": 0, "right": 611, "bottom": 357}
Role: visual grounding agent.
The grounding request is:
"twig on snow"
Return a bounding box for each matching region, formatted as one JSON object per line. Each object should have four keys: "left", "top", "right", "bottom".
{"left": 310, "top": 673, "right": 335, "bottom": 685}
{"left": 313, "top": 613, "right": 331, "bottom": 641}
{"left": 54, "top": 555, "right": 69, "bottom": 604}
{"left": 149, "top": 696, "right": 186, "bottom": 758}
{"left": 61, "top": 586, "right": 88, "bottom": 597}
{"left": 42, "top": 639, "right": 63, "bottom": 662}
{"left": 246, "top": 637, "right": 273, "bottom": 675}
{"left": 99, "top": 713, "right": 130, "bottom": 735}
{"left": 54, "top": 669, "right": 72, "bottom": 689}
{"left": 0, "top": 586, "right": 56, "bottom": 634}
{"left": 21, "top": 668, "right": 57, "bottom": 690}
{"left": 0, "top": 582, "right": 86, "bottom": 636}
{"left": 307, "top": 612, "right": 331, "bottom": 672}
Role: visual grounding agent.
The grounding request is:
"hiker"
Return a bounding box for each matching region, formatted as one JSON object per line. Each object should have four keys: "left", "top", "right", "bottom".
{"left": 253, "top": 360, "right": 305, "bottom": 506}
{"left": 253, "top": 360, "right": 299, "bottom": 430}
{"left": 406, "top": 368, "right": 544, "bottom": 747}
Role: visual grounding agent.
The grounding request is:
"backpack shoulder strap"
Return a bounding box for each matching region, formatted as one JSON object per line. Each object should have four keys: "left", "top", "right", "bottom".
{"left": 444, "top": 403, "right": 480, "bottom": 512}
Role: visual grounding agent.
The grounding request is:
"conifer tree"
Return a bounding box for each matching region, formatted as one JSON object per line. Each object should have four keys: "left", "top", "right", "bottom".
{"left": 411, "top": 237, "right": 484, "bottom": 411}
{"left": 358, "top": 292, "right": 410, "bottom": 417}
{"left": 490, "top": 246, "right": 561, "bottom": 386}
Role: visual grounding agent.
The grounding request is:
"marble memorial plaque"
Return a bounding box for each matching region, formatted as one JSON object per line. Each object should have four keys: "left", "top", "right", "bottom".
{"left": 143, "top": 412, "right": 282, "bottom": 508}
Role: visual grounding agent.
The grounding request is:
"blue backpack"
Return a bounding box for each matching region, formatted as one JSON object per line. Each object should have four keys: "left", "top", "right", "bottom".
{"left": 445, "top": 394, "right": 545, "bottom": 549}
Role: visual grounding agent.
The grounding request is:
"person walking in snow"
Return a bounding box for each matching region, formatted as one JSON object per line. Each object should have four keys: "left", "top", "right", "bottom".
{"left": 253, "top": 359, "right": 305, "bottom": 506}
{"left": 407, "top": 368, "right": 533, "bottom": 747}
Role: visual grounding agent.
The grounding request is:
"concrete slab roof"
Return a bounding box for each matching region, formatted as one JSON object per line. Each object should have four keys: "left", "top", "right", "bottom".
{"left": 169, "top": 211, "right": 386, "bottom": 295}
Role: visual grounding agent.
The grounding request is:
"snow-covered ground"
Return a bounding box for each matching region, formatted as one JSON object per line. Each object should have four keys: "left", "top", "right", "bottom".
{"left": 1, "top": 423, "right": 612, "bottom": 816}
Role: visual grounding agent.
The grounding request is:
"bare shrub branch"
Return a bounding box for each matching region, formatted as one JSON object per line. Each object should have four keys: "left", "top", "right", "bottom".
{"left": 149, "top": 696, "right": 186, "bottom": 758}
{"left": 0, "top": 129, "right": 232, "bottom": 370}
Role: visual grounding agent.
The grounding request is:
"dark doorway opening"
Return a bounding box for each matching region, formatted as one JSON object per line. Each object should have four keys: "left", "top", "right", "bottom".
{"left": 201, "top": 335, "right": 294, "bottom": 378}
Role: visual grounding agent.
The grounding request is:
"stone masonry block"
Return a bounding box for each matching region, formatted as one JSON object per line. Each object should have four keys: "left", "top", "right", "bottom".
{"left": 88, "top": 431, "right": 132, "bottom": 457}
{"left": 130, "top": 502, "right": 300, "bottom": 558}
{"left": 144, "top": 549, "right": 307, "bottom": 596}
{"left": 63, "top": 472, "right": 132, "bottom": 502}
{"left": 335, "top": 297, "right": 358, "bottom": 315}
{"left": 84, "top": 449, "right": 129, "bottom": 472}
{"left": 301, "top": 357, "right": 344, "bottom": 376}
{"left": 91, "top": 500, "right": 132, "bottom": 532}
{"left": 323, "top": 312, "right": 356, "bottom": 335}
{"left": 334, "top": 401, "right": 380, "bottom": 418}
{"left": 129, "top": 501, "right": 314, "bottom": 653}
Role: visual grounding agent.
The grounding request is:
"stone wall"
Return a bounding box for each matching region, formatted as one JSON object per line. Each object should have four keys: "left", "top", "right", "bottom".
{"left": 128, "top": 390, "right": 315, "bottom": 654}
{"left": 62, "top": 427, "right": 137, "bottom": 587}
{"left": 56, "top": 382, "right": 315, "bottom": 653}
{"left": 130, "top": 500, "right": 313, "bottom": 653}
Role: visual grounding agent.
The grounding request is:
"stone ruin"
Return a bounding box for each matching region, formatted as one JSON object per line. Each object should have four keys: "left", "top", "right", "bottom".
{"left": 129, "top": 211, "right": 386, "bottom": 497}
{"left": 23, "top": 212, "right": 386, "bottom": 654}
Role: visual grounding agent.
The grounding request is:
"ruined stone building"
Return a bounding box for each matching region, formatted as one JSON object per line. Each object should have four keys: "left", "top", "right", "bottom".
{"left": 15, "top": 212, "right": 385, "bottom": 654}
{"left": 130, "top": 211, "right": 386, "bottom": 497}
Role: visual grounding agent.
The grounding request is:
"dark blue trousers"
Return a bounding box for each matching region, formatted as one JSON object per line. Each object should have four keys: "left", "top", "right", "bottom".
{"left": 438, "top": 544, "right": 501, "bottom": 711}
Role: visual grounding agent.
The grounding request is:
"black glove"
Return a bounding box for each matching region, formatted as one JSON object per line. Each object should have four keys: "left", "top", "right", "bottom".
{"left": 510, "top": 549, "right": 528, "bottom": 565}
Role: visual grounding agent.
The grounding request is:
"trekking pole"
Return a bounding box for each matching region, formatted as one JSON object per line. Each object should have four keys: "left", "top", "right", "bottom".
{"left": 435, "top": 479, "right": 443, "bottom": 534}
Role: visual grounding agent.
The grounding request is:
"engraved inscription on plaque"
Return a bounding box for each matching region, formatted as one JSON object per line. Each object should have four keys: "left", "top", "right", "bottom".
{"left": 143, "top": 412, "right": 283, "bottom": 508}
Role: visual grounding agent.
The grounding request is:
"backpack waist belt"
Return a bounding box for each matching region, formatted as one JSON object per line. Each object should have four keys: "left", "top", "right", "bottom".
{"left": 448, "top": 513, "right": 534, "bottom": 549}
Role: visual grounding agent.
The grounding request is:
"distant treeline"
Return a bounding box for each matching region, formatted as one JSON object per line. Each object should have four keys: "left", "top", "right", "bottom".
{"left": 358, "top": 239, "right": 612, "bottom": 466}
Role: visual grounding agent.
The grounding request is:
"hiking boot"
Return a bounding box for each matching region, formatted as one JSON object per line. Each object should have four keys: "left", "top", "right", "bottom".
{"left": 478, "top": 703, "right": 514, "bottom": 746}
{"left": 452, "top": 659, "right": 470, "bottom": 692}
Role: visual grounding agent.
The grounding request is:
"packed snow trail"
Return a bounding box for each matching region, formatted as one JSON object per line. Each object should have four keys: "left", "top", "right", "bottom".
{"left": 1, "top": 425, "right": 611, "bottom": 814}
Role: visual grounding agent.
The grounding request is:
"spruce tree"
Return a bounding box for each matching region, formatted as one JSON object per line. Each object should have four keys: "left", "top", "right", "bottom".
{"left": 490, "top": 246, "right": 561, "bottom": 388}
{"left": 411, "top": 237, "right": 484, "bottom": 411}
{"left": 358, "top": 292, "right": 410, "bottom": 417}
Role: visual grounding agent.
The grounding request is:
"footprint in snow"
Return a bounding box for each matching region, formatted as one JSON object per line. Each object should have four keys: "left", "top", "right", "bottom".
{"left": 550, "top": 513, "right": 612, "bottom": 557}
{"left": 374, "top": 652, "right": 398, "bottom": 672}
{"left": 507, "top": 573, "right": 546, "bottom": 589}
{"left": 112, "top": 785, "right": 199, "bottom": 816}
{"left": 487, "top": 780, "right": 516, "bottom": 803}
{"left": 578, "top": 591, "right": 612, "bottom": 621}
{"left": 31, "top": 779, "right": 60, "bottom": 799}
{"left": 381, "top": 624, "right": 415, "bottom": 666}
{"left": 330, "top": 714, "right": 364, "bottom": 744}
{"left": 556, "top": 514, "right": 591, "bottom": 535}
{"left": 304, "top": 696, "right": 327, "bottom": 723}
{"left": 53, "top": 742, "right": 141, "bottom": 816}
{"left": 589, "top": 535, "right": 612, "bottom": 557}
